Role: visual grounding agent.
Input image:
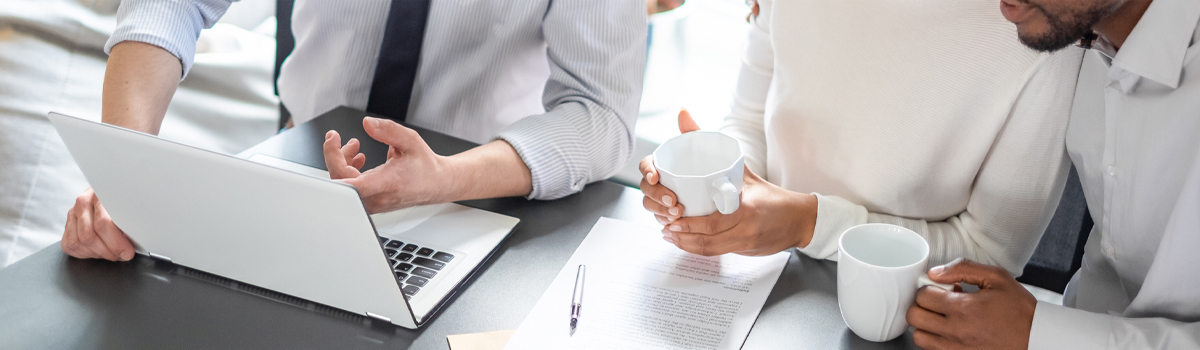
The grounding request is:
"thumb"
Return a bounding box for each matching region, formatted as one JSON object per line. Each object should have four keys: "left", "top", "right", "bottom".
{"left": 678, "top": 108, "right": 701, "bottom": 134}
{"left": 928, "top": 258, "right": 1011, "bottom": 289}
{"left": 363, "top": 117, "right": 424, "bottom": 152}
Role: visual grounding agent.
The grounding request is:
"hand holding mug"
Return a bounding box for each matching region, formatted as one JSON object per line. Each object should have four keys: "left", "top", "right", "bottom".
{"left": 639, "top": 109, "right": 702, "bottom": 224}
{"left": 906, "top": 258, "right": 1036, "bottom": 350}
{"left": 640, "top": 109, "right": 818, "bottom": 256}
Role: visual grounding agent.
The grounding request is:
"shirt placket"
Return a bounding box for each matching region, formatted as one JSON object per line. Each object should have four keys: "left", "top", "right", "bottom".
{"left": 1100, "top": 73, "right": 1124, "bottom": 260}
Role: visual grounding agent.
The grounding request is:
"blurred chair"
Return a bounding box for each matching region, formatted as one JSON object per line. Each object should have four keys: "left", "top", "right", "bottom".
{"left": 1017, "top": 165, "right": 1092, "bottom": 294}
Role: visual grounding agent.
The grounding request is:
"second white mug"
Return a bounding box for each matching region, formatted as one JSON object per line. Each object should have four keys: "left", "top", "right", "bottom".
{"left": 652, "top": 131, "right": 744, "bottom": 217}
{"left": 837, "top": 224, "right": 954, "bottom": 342}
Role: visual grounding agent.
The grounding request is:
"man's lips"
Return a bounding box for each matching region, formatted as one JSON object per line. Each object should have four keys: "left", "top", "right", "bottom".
{"left": 1000, "top": 0, "right": 1036, "bottom": 23}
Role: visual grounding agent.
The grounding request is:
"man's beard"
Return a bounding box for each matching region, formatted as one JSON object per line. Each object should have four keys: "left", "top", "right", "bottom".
{"left": 1017, "top": 1, "right": 1114, "bottom": 52}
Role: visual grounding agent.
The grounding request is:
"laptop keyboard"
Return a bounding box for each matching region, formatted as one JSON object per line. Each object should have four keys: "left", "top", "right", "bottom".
{"left": 379, "top": 237, "right": 455, "bottom": 298}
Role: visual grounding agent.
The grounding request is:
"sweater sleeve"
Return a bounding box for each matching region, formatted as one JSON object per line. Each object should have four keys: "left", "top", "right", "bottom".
{"left": 798, "top": 47, "right": 1085, "bottom": 276}
{"left": 719, "top": 0, "right": 773, "bottom": 177}
{"left": 105, "top": 0, "right": 236, "bottom": 79}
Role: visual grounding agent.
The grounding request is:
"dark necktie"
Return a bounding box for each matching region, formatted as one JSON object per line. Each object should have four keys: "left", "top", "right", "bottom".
{"left": 365, "top": 0, "right": 432, "bottom": 122}
{"left": 273, "top": 0, "right": 431, "bottom": 126}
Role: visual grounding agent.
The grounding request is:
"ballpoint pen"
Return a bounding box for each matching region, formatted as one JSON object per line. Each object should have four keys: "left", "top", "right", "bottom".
{"left": 570, "top": 264, "right": 586, "bottom": 335}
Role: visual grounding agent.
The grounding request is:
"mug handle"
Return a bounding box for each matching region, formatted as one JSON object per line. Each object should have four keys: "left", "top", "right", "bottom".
{"left": 711, "top": 177, "right": 740, "bottom": 214}
{"left": 917, "top": 274, "right": 955, "bottom": 291}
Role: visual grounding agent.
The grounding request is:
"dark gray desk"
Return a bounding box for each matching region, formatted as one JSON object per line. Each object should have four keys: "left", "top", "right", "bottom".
{"left": 0, "top": 107, "right": 918, "bottom": 350}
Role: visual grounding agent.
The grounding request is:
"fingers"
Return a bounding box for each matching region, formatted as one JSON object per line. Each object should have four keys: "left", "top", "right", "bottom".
{"left": 677, "top": 108, "right": 701, "bottom": 134}
{"left": 61, "top": 207, "right": 97, "bottom": 259}
{"left": 914, "top": 284, "right": 958, "bottom": 315}
{"left": 639, "top": 154, "right": 683, "bottom": 219}
{"left": 668, "top": 213, "right": 737, "bottom": 235}
{"left": 638, "top": 155, "right": 658, "bottom": 185}
{"left": 643, "top": 195, "right": 683, "bottom": 219}
{"left": 912, "top": 329, "right": 953, "bottom": 350}
{"left": 92, "top": 202, "right": 135, "bottom": 261}
{"left": 341, "top": 138, "right": 366, "bottom": 170}
{"left": 669, "top": 230, "right": 741, "bottom": 256}
{"left": 929, "top": 258, "right": 1012, "bottom": 288}
{"left": 908, "top": 292, "right": 953, "bottom": 333}
{"left": 323, "top": 130, "right": 347, "bottom": 173}
{"left": 339, "top": 137, "right": 359, "bottom": 160}
{"left": 324, "top": 130, "right": 361, "bottom": 179}
{"left": 74, "top": 195, "right": 120, "bottom": 261}
{"left": 641, "top": 181, "right": 681, "bottom": 215}
{"left": 363, "top": 117, "right": 424, "bottom": 152}
{"left": 340, "top": 138, "right": 362, "bottom": 164}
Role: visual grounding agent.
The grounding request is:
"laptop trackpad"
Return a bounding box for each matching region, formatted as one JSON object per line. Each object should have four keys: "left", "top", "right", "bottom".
{"left": 371, "top": 204, "right": 445, "bottom": 235}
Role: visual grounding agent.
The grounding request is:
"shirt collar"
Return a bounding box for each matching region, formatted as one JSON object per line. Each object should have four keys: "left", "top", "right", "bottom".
{"left": 1106, "top": 0, "right": 1200, "bottom": 90}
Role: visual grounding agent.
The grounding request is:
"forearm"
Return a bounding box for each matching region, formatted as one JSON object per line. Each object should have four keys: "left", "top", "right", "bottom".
{"left": 796, "top": 193, "right": 1052, "bottom": 275}
{"left": 721, "top": 0, "right": 774, "bottom": 176}
{"left": 441, "top": 140, "right": 533, "bottom": 201}
{"left": 101, "top": 41, "right": 181, "bottom": 134}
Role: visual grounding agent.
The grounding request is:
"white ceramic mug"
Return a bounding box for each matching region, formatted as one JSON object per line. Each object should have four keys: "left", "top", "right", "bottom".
{"left": 652, "top": 131, "right": 744, "bottom": 217}
{"left": 837, "top": 224, "right": 954, "bottom": 342}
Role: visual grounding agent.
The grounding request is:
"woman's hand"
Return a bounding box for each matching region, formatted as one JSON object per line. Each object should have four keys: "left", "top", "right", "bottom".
{"left": 663, "top": 168, "right": 817, "bottom": 256}
{"left": 641, "top": 109, "right": 818, "bottom": 256}
{"left": 639, "top": 109, "right": 702, "bottom": 225}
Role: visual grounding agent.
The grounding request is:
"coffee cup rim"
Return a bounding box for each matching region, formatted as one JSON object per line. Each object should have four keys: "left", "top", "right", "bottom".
{"left": 652, "top": 131, "right": 744, "bottom": 179}
{"left": 838, "top": 223, "right": 930, "bottom": 270}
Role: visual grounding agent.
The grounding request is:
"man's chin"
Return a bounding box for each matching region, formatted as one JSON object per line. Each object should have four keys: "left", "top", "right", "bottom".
{"left": 1016, "top": 28, "right": 1077, "bottom": 52}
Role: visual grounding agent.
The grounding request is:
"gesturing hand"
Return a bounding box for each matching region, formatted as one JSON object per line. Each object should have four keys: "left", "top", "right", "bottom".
{"left": 323, "top": 117, "right": 453, "bottom": 213}
{"left": 907, "top": 258, "right": 1036, "bottom": 350}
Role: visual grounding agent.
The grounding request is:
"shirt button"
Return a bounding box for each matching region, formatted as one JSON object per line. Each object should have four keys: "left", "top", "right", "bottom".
{"left": 1103, "top": 244, "right": 1116, "bottom": 256}
{"left": 1106, "top": 165, "right": 1116, "bottom": 176}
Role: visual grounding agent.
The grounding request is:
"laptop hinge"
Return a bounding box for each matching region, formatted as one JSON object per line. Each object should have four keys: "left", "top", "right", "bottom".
{"left": 147, "top": 252, "right": 172, "bottom": 263}
{"left": 365, "top": 312, "right": 391, "bottom": 323}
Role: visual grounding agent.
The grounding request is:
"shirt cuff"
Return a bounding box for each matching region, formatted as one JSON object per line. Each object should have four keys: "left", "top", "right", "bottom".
{"left": 1029, "top": 301, "right": 1112, "bottom": 350}
{"left": 797, "top": 193, "right": 868, "bottom": 260}
{"left": 496, "top": 106, "right": 622, "bottom": 201}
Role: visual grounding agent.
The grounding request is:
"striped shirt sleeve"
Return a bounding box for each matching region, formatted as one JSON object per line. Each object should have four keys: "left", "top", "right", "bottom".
{"left": 105, "top": 0, "right": 236, "bottom": 79}
{"left": 495, "top": 0, "right": 647, "bottom": 200}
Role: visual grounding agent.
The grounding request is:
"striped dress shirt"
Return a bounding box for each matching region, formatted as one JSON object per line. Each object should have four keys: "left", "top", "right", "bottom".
{"left": 105, "top": 0, "right": 647, "bottom": 200}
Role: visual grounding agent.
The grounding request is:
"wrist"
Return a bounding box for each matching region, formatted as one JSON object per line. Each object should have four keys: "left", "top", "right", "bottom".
{"left": 793, "top": 192, "right": 818, "bottom": 248}
{"left": 431, "top": 154, "right": 465, "bottom": 204}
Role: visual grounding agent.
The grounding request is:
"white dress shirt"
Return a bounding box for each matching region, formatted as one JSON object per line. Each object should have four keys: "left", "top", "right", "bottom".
{"left": 722, "top": 0, "right": 1083, "bottom": 274}
{"left": 1027, "top": 0, "right": 1200, "bottom": 348}
{"left": 106, "top": 0, "right": 647, "bottom": 200}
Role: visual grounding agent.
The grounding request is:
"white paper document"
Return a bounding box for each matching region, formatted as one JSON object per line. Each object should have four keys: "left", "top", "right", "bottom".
{"left": 504, "top": 217, "right": 790, "bottom": 350}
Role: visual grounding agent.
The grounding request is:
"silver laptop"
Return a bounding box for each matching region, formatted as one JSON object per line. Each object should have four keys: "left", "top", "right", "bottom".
{"left": 48, "top": 112, "right": 519, "bottom": 328}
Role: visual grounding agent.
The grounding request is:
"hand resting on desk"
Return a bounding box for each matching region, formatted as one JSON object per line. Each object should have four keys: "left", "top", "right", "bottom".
{"left": 639, "top": 110, "right": 819, "bottom": 256}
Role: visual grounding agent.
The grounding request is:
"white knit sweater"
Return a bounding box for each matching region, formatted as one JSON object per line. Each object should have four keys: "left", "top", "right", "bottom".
{"left": 722, "top": 0, "right": 1085, "bottom": 274}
